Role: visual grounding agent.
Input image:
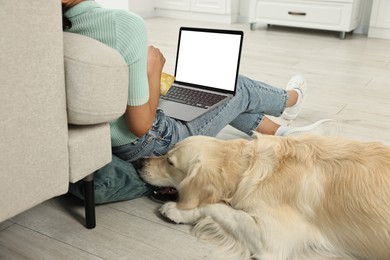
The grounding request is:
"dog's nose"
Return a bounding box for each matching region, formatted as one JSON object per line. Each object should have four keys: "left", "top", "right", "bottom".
{"left": 133, "top": 158, "right": 145, "bottom": 169}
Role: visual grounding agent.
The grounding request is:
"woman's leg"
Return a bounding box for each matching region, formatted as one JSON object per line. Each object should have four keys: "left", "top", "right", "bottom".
{"left": 183, "top": 75, "right": 289, "bottom": 137}
{"left": 256, "top": 117, "right": 280, "bottom": 135}
{"left": 112, "top": 75, "right": 289, "bottom": 161}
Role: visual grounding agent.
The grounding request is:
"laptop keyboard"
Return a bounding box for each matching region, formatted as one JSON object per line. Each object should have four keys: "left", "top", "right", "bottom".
{"left": 161, "top": 85, "right": 226, "bottom": 109}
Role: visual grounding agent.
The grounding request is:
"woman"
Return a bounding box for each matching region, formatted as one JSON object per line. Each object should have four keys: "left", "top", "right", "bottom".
{"left": 63, "top": 0, "right": 335, "bottom": 202}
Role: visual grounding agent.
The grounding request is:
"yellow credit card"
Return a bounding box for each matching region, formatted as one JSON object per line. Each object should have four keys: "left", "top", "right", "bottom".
{"left": 160, "top": 72, "right": 175, "bottom": 95}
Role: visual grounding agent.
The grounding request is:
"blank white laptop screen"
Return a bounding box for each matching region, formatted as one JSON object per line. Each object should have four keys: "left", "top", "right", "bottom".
{"left": 174, "top": 30, "right": 242, "bottom": 92}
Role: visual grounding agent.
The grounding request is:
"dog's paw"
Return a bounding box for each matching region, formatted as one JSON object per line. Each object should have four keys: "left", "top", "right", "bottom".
{"left": 160, "top": 202, "right": 202, "bottom": 224}
{"left": 159, "top": 202, "right": 183, "bottom": 224}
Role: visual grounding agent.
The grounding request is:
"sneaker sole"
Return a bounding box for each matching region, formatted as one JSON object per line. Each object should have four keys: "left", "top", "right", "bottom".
{"left": 283, "top": 119, "right": 338, "bottom": 136}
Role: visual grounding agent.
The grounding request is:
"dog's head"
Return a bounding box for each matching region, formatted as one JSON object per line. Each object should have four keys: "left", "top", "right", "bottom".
{"left": 138, "top": 136, "right": 212, "bottom": 188}
{"left": 138, "top": 135, "right": 254, "bottom": 208}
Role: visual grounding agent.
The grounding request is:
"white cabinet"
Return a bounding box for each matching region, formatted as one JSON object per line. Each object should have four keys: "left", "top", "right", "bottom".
{"left": 249, "top": 0, "right": 364, "bottom": 39}
{"left": 154, "top": 0, "right": 239, "bottom": 23}
{"left": 368, "top": 0, "right": 390, "bottom": 39}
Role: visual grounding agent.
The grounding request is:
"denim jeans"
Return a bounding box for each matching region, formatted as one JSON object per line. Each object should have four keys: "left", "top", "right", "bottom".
{"left": 69, "top": 75, "right": 287, "bottom": 203}
{"left": 69, "top": 155, "right": 153, "bottom": 204}
{"left": 112, "top": 75, "right": 288, "bottom": 161}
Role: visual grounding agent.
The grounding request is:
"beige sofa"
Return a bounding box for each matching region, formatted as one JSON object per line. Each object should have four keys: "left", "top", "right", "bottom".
{"left": 0, "top": 1, "right": 128, "bottom": 229}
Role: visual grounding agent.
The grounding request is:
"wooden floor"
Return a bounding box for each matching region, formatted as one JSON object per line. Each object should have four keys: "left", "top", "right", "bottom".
{"left": 1, "top": 17, "right": 389, "bottom": 260}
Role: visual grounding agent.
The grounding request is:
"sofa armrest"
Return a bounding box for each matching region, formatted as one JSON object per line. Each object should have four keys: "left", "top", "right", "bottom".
{"left": 63, "top": 32, "right": 128, "bottom": 125}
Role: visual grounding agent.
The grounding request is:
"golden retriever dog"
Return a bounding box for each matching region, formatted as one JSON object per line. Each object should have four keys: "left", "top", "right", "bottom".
{"left": 138, "top": 134, "right": 390, "bottom": 260}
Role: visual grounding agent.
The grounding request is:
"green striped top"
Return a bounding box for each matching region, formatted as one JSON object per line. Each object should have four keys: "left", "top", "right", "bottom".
{"left": 64, "top": 1, "right": 149, "bottom": 146}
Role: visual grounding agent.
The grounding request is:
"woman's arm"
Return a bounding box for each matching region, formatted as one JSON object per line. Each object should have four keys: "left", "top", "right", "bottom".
{"left": 125, "top": 46, "right": 165, "bottom": 137}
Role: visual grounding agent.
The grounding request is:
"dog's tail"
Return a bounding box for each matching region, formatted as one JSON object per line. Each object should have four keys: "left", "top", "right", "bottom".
{"left": 193, "top": 216, "right": 252, "bottom": 260}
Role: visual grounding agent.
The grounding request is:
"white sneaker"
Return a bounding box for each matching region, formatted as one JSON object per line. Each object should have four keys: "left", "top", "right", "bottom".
{"left": 282, "top": 75, "right": 307, "bottom": 121}
{"left": 280, "top": 119, "right": 339, "bottom": 136}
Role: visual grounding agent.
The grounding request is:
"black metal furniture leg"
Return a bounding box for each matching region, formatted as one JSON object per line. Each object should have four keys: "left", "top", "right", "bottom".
{"left": 83, "top": 173, "right": 96, "bottom": 229}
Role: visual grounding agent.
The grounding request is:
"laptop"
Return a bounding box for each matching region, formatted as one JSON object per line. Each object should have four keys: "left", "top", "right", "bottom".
{"left": 158, "top": 27, "right": 244, "bottom": 122}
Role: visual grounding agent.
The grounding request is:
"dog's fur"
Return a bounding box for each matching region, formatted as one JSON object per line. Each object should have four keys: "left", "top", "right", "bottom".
{"left": 138, "top": 134, "right": 390, "bottom": 259}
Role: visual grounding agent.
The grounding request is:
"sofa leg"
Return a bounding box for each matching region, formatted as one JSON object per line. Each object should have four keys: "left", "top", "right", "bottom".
{"left": 83, "top": 173, "right": 96, "bottom": 229}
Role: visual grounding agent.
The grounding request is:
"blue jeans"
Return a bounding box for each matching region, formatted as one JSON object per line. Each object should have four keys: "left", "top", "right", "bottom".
{"left": 69, "top": 154, "right": 153, "bottom": 204}
{"left": 112, "top": 75, "right": 287, "bottom": 161}
{"left": 69, "top": 75, "right": 287, "bottom": 203}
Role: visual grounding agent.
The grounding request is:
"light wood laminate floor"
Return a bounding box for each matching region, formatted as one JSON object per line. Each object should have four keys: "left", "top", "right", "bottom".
{"left": 1, "top": 17, "right": 389, "bottom": 260}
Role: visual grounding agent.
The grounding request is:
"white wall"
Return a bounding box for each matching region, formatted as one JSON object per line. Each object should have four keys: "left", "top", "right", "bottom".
{"left": 95, "top": 0, "right": 129, "bottom": 10}
{"left": 129, "top": 0, "right": 155, "bottom": 18}
{"left": 95, "top": 0, "right": 155, "bottom": 18}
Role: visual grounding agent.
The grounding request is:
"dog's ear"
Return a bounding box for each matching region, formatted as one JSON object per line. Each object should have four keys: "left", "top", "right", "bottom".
{"left": 177, "top": 158, "right": 225, "bottom": 209}
{"left": 176, "top": 160, "right": 203, "bottom": 209}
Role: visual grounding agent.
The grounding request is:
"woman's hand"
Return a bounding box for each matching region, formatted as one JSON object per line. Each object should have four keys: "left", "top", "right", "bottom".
{"left": 147, "top": 45, "right": 165, "bottom": 79}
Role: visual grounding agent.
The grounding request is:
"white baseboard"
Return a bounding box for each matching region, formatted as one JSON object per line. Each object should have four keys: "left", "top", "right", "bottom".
{"left": 368, "top": 27, "right": 390, "bottom": 40}
{"left": 135, "top": 10, "right": 155, "bottom": 19}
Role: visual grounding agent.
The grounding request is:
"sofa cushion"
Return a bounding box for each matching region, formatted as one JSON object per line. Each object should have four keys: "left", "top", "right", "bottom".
{"left": 63, "top": 32, "right": 128, "bottom": 125}
{"left": 68, "top": 123, "right": 112, "bottom": 183}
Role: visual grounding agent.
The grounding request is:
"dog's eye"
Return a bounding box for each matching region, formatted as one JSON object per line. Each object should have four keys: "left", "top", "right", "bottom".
{"left": 167, "top": 157, "right": 174, "bottom": 166}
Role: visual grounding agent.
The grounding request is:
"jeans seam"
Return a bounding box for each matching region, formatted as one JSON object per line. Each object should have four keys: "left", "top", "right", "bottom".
{"left": 195, "top": 97, "right": 232, "bottom": 135}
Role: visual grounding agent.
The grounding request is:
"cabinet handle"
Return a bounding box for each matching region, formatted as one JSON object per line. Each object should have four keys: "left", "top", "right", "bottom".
{"left": 288, "top": 11, "right": 306, "bottom": 16}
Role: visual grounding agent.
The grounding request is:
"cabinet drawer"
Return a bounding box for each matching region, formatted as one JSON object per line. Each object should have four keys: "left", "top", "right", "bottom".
{"left": 256, "top": 2, "right": 345, "bottom": 26}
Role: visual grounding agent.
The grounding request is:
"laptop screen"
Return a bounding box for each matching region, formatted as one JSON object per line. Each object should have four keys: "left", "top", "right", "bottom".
{"left": 174, "top": 27, "right": 243, "bottom": 94}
